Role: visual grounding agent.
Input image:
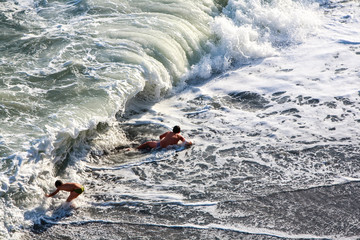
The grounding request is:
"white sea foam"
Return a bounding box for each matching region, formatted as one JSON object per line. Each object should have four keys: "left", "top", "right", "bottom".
{"left": 186, "top": 0, "right": 322, "bottom": 79}
{"left": 135, "top": 0, "right": 360, "bottom": 188}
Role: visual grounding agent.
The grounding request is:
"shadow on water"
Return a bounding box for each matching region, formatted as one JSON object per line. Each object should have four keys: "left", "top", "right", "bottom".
{"left": 24, "top": 203, "right": 74, "bottom": 234}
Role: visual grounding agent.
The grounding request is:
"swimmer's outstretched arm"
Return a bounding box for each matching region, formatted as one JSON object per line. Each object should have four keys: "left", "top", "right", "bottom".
{"left": 45, "top": 188, "right": 60, "bottom": 198}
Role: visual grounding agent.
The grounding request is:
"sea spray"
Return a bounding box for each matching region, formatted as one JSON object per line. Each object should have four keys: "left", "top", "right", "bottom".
{"left": 187, "top": 0, "right": 322, "bottom": 79}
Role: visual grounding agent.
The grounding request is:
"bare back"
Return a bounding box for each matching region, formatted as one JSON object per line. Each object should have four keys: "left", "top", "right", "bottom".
{"left": 159, "top": 131, "right": 185, "bottom": 148}
{"left": 58, "top": 182, "right": 83, "bottom": 192}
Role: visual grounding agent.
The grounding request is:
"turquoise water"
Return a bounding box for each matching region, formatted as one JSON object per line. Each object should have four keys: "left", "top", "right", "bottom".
{"left": 0, "top": 0, "right": 219, "bottom": 160}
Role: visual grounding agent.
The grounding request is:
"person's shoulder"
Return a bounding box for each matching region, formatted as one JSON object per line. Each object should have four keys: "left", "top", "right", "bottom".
{"left": 161, "top": 131, "right": 171, "bottom": 136}
{"left": 177, "top": 133, "right": 185, "bottom": 139}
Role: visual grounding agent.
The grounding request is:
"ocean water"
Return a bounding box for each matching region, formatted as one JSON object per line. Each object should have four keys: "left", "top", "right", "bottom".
{"left": 1, "top": 0, "right": 360, "bottom": 239}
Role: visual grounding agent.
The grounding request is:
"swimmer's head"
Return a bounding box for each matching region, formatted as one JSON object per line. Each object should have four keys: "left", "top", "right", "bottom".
{"left": 173, "top": 125, "right": 180, "bottom": 133}
{"left": 55, "top": 180, "right": 63, "bottom": 188}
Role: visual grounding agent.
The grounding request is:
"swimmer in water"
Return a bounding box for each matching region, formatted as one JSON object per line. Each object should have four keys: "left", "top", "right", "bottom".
{"left": 137, "top": 125, "right": 192, "bottom": 150}
{"left": 45, "top": 180, "right": 84, "bottom": 202}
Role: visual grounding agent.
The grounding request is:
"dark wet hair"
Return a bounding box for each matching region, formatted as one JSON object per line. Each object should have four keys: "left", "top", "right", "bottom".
{"left": 55, "top": 180, "right": 63, "bottom": 188}
{"left": 173, "top": 125, "right": 180, "bottom": 133}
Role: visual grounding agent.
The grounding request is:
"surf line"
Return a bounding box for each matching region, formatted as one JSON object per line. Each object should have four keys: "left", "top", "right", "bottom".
{"left": 40, "top": 219, "right": 332, "bottom": 239}
{"left": 92, "top": 200, "right": 218, "bottom": 208}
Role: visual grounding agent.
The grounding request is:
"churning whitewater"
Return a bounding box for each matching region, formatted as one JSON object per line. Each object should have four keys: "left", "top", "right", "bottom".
{"left": 1, "top": 0, "right": 360, "bottom": 239}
